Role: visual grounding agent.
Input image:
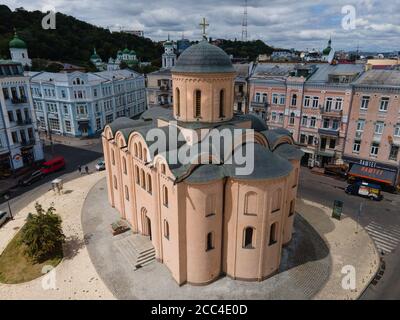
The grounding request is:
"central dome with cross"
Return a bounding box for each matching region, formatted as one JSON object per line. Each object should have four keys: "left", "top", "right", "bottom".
{"left": 171, "top": 18, "right": 236, "bottom": 123}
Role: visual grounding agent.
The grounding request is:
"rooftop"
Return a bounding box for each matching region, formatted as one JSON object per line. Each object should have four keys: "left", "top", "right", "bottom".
{"left": 353, "top": 69, "right": 400, "bottom": 87}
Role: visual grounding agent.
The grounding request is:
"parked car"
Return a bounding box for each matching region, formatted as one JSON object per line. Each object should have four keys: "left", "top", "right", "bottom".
{"left": 18, "top": 170, "right": 44, "bottom": 186}
{"left": 95, "top": 160, "right": 106, "bottom": 171}
{"left": 345, "top": 181, "right": 383, "bottom": 201}
{"left": 0, "top": 211, "right": 11, "bottom": 227}
{"left": 40, "top": 157, "right": 65, "bottom": 175}
{"left": 324, "top": 164, "right": 348, "bottom": 179}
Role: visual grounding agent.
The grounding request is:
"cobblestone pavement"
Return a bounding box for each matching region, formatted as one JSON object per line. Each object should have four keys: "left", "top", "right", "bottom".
{"left": 0, "top": 172, "right": 114, "bottom": 300}
{"left": 82, "top": 178, "right": 331, "bottom": 300}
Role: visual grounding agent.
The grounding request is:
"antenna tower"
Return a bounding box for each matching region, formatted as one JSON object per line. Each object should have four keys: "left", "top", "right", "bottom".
{"left": 241, "top": 0, "right": 248, "bottom": 42}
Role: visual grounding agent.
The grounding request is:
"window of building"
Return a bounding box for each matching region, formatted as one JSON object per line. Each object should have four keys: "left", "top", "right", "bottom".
{"left": 219, "top": 90, "right": 225, "bottom": 118}
{"left": 379, "top": 97, "right": 389, "bottom": 112}
{"left": 389, "top": 145, "right": 399, "bottom": 161}
{"left": 307, "top": 135, "right": 314, "bottom": 145}
{"left": 113, "top": 176, "right": 118, "bottom": 190}
{"left": 356, "top": 119, "right": 365, "bottom": 131}
{"left": 374, "top": 122, "right": 384, "bottom": 135}
{"left": 395, "top": 125, "right": 400, "bottom": 137}
{"left": 134, "top": 143, "right": 138, "bottom": 157}
{"left": 312, "top": 97, "right": 319, "bottom": 108}
{"left": 138, "top": 142, "right": 143, "bottom": 159}
{"left": 125, "top": 186, "right": 129, "bottom": 201}
{"left": 63, "top": 105, "right": 69, "bottom": 115}
{"left": 325, "top": 97, "right": 333, "bottom": 111}
{"left": 360, "top": 96, "right": 370, "bottom": 110}
{"left": 176, "top": 88, "right": 180, "bottom": 116}
{"left": 11, "top": 131, "right": 18, "bottom": 144}
{"left": 163, "top": 185, "right": 168, "bottom": 207}
{"left": 329, "top": 139, "right": 336, "bottom": 149}
{"left": 289, "top": 112, "right": 295, "bottom": 125}
{"left": 135, "top": 166, "right": 140, "bottom": 184}
{"left": 271, "top": 112, "right": 277, "bottom": 122}
{"left": 255, "top": 92, "right": 261, "bottom": 102}
{"left": 195, "top": 90, "right": 201, "bottom": 118}
{"left": 370, "top": 143, "right": 379, "bottom": 156}
{"left": 164, "top": 220, "right": 170, "bottom": 239}
{"left": 289, "top": 200, "right": 295, "bottom": 217}
{"left": 310, "top": 117, "right": 316, "bottom": 128}
{"left": 272, "top": 94, "right": 278, "bottom": 104}
{"left": 65, "top": 120, "right": 71, "bottom": 132}
{"left": 161, "top": 164, "right": 166, "bottom": 175}
{"left": 271, "top": 189, "right": 282, "bottom": 213}
{"left": 141, "top": 169, "right": 146, "bottom": 189}
{"left": 206, "top": 232, "right": 214, "bottom": 251}
{"left": 300, "top": 134, "right": 306, "bottom": 144}
{"left": 291, "top": 94, "right": 297, "bottom": 106}
{"left": 123, "top": 157, "right": 127, "bottom": 174}
{"left": 243, "top": 227, "right": 255, "bottom": 249}
{"left": 335, "top": 98, "right": 343, "bottom": 110}
{"left": 278, "top": 113, "right": 284, "bottom": 123}
{"left": 147, "top": 174, "right": 152, "bottom": 194}
{"left": 353, "top": 140, "right": 361, "bottom": 153}
{"left": 304, "top": 96, "right": 310, "bottom": 107}
{"left": 48, "top": 118, "right": 60, "bottom": 131}
{"left": 332, "top": 120, "right": 339, "bottom": 130}
{"left": 244, "top": 191, "right": 257, "bottom": 216}
{"left": 323, "top": 118, "right": 330, "bottom": 129}
{"left": 96, "top": 118, "right": 101, "bottom": 131}
{"left": 269, "top": 223, "right": 278, "bottom": 246}
{"left": 301, "top": 116, "right": 308, "bottom": 126}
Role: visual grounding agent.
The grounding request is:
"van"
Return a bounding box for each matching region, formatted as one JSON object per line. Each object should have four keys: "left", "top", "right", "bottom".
{"left": 345, "top": 181, "right": 383, "bottom": 201}
{"left": 40, "top": 157, "right": 66, "bottom": 175}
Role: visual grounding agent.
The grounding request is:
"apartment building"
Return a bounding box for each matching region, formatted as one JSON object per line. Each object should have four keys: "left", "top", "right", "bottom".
{"left": 146, "top": 69, "right": 173, "bottom": 108}
{"left": 0, "top": 60, "right": 43, "bottom": 174}
{"left": 343, "top": 70, "right": 400, "bottom": 188}
{"left": 29, "top": 69, "right": 146, "bottom": 137}
{"left": 232, "top": 63, "right": 253, "bottom": 114}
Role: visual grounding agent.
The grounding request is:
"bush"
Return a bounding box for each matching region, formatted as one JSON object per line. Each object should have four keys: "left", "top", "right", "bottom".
{"left": 20, "top": 203, "right": 65, "bottom": 262}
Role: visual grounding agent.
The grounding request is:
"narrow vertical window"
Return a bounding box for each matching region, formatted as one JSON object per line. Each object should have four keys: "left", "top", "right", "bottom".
{"left": 138, "top": 142, "right": 142, "bottom": 160}
{"left": 161, "top": 164, "right": 166, "bottom": 175}
{"left": 269, "top": 223, "right": 278, "bottom": 245}
{"left": 195, "top": 90, "right": 201, "bottom": 118}
{"left": 141, "top": 169, "right": 146, "bottom": 189}
{"left": 123, "top": 157, "right": 127, "bottom": 174}
{"left": 164, "top": 220, "right": 170, "bottom": 239}
{"left": 147, "top": 174, "right": 152, "bottom": 194}
{"left": 125, "top": 185, "right": 129, "bottom": 201}
{"left": 163, "top": 185, "right": 168, "bottom": 207}
{"left": 219, "top": 89, "right": 225, "bottom": 118}
{"left": 113, "top": 176, "right": 118, "bottom": 189}
{"left": 111, "top": 150, "right": 115, "bottom": 165}
{"left": 176, "top": 88, "right": 180, "bottom": 116}
{"left": 243, "top": 227, "right": 254, "bottom": 249}
{"left": 206, "top": 232, "right": 214, "bottom": 251}
{"left": 135, "top": 166, "right": 140, "bottom": 184}
{"left": 289, "top": 200, "right": 295, "bottom": 217}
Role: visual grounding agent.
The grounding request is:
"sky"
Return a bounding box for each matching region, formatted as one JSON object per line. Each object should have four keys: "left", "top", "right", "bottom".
{"left": 3, "top": 0, "right": 400, "bottom": 52}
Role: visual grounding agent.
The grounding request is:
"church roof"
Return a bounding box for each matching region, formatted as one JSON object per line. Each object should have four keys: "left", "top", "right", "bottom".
{"left": 172, "top": 40, "right": 235, "bottom": 74}
{"left": 9, "top": 32, "right": 27, "bottom": 49}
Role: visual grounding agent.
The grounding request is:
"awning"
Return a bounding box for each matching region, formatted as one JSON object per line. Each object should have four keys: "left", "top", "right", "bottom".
{"left": 348, "top": 164, "right": 397, "bottom": 185}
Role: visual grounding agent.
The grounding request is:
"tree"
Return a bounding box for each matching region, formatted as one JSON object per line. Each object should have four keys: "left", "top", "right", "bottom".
{"left": 20, "top": 202, "right": 65, "bottom": 262}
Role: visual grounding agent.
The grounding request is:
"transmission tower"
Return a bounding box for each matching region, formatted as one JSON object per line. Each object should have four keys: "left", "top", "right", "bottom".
{"left": 241, "top": 0, "right": 248, "bottom": 42}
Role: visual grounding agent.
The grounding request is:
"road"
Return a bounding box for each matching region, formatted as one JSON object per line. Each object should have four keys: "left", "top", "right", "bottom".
{"left": 298, "top": 168, "right": 400, "bottom": 299}
{"left": 1, "top": 138, "right": 399, "bottom": 299}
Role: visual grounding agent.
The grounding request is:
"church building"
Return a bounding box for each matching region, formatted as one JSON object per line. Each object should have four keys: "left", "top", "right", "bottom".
{"left": 103, "top": 21, "right": 303, "bottom": 286}
{"left": 9, "top": 31, "right": 32, "bottom": 68}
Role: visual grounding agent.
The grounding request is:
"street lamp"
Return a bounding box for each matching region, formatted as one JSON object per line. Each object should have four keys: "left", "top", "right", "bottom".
{"left": 3, "top": 194, "right": 13, "bottom": 220}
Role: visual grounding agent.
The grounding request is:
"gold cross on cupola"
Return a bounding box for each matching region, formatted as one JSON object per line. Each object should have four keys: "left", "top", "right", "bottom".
{"left": 199, "top": 17, "right": 209, "bottom": 40}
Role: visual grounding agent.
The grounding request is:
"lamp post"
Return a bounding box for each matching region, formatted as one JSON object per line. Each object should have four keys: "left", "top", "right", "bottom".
{"left": 3, "top": 194, "right": 13, "bottom": 220}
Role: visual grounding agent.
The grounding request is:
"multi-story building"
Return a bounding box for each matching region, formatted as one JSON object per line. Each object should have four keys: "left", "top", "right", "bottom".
{"left": 0, "top": 60, "right": 43, "bottom": 174}
{"left": 233, "top": 63, "right": 253, "bottom": 114}
{"left": 146, "top": 69, "right": 172, "bottom": 109}
{"left": 29, "top": 69, "right": 146, "bottom": 138}
{"left": 343, "top": 70, "right": 400, "bottom": 188}
{"left": 248, "top": 63, "right": 364, "bottom": 167}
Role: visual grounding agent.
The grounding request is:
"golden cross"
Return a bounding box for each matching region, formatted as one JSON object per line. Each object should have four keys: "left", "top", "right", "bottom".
{"left": 199, "top": 17, "right": 209, "bottom": 40}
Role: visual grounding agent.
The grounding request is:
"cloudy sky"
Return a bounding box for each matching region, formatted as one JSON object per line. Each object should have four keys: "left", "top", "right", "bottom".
{"left": 3, "top": 0, "right": 400, "bottom": 52}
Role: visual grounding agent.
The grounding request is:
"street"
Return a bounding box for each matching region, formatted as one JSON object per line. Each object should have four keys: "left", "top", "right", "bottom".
{"left": 0, "top": 139, "right": 399, "bottom": 299}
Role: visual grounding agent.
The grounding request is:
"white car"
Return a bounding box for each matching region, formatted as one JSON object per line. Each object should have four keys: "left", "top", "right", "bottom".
{"left": 95, "top": 160, "right": 106, "bottom": 171}
{"left": 0, "top": 211, "right": 11, "bottom": 227}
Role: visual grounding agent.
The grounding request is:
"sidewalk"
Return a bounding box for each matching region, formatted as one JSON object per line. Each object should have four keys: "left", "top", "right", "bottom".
{"left": 0, "top": 171, "right": 114, "bottom": 300}
{"left": 41, "top": 133, "right": 101, "bottom": 148}
{"left": 296, "top": 198, "right": 380, "bottom": 300}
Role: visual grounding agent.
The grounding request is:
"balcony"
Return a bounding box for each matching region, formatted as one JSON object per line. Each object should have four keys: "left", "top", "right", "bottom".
{"left": 318, "top": 128, "right": 340, "bottom": 137}
{"left": 235, "top": 91, "right": 245, "bottom": 99}
{"left": 159, "top": 85, "right": 170, "bottom": 91}
{"left": 320, "top": 108, "right": 343, "bottom": 118}
{"left": 251, "top": 101, "right": 268, "bottom": 109}
{"left": 11, "top": 96, "right": 28, "bottom": 104}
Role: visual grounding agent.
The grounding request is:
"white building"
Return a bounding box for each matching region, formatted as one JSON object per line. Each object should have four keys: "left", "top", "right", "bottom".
{"left": 9, "top": 31, "right": 32, "bottom": 68}
{"left": 162, "top": 39, "right": 176, "bottom": 69}
{"left": 0, "top": 60, "right": 43, "bottom": 173}
{"left": 29, "top": 69, "right": 147, "bottom": 138}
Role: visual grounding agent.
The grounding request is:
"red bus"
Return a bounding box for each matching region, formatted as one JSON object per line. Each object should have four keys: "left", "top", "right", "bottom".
{"left": 40, "top": 157, "right": 66, "bottom": 175}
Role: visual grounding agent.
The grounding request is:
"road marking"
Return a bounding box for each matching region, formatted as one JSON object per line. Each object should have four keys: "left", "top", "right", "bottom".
{"left": 365, "top": 221, "right": 400, "bottom": 254}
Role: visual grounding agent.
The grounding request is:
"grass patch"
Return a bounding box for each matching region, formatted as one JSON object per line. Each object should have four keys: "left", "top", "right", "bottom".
{"left": 0, "top": 230, "right": 63, "bottom": 284}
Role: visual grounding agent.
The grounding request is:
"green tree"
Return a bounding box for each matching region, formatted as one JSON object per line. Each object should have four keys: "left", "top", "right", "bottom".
{"left": 20, "top": 202, "right": 65, "bottom": 262}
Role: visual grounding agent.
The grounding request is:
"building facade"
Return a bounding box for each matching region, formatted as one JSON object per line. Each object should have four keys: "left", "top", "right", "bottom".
{"left": 30, "top": 69, "right": 146, "bottom": 138}
{"left": 8, "top": 32, "right": 32, "bottom": 68}
{"left": 0, "top": 61, "right": 43, "bottom": 174}
{"left": 103, "top": 39, "right": 303, "bottom": 286}
{"left": 146, "top": 69, "right": 173, "bottom": 109}
{"left": 343, "top": 70, "right": 400, "bottom": 188}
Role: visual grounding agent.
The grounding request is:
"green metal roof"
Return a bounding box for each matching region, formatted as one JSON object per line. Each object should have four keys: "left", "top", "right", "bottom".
{"left": 9, "top": 33, "right": 27, "bottom": 49}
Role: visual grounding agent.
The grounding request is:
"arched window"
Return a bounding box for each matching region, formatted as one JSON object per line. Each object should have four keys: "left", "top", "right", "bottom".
{"left": 122, "top": 157, "right": 127, "bottom": 174}
{"left": 176, "top": 88, "right": 180, "bottom": 116}
{"left": 147, "top": 174, "right": 152, "bottom": 194}
{"left": 164, "top": 220, "right": 170, "bottom": 239}
{"left": 271, "top": 188, "right": 282, "bottom": 213}
{"left": 113, "top": 175, "right": 118, "bottom": 190}
{"left": 243, "top": 227, "right": 255, "bottom": 249}
{"left": 141, "top": 169, "right": 146, "bottom": 189}
{"left": 111, "top": 150, "right": 115, "bottom": 165}
{"left": 269, "top": 223, "right": 278, "bottom": 245}
{"left": 125, "top": 185, "right": 129, "bottom": 201}
{"left": 206, "top": 232, "right": 214, "bottom": 251}
{"left": 289, "top": 200, "right": 295, "bottom": 217}
{"left": 138, "top": 142, "right": 143, "bottom": 159}
{"left": 163, "top": 185, "right": 168, "bottom": 207}
{"left": 244, "top": 191, "right": 258, "bottom": 216}
{"left": 291, "top": 94, "right": 297, "bottom": 106}
{"left": 289, "top": 112, "right": 295, "bottom": 125}
{"left": 134, "top": 143, "right": 138, "bottom": 157}
{"left": 161, "top": 164, "right": 166, "bottom": 175}
{"left": 135, "top": 166, "right": 140, "bottom": 184}
{"left": 195, "top": 90, "right": 201, "bottom": 118}
{"left": 219, "top": 89, "right": 225, "bottom": 118}
{"left": 143, "top": 148, "right": 147, "bottom": 162}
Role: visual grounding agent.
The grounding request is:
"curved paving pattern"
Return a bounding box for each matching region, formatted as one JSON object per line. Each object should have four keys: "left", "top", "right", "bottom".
{"left": 82, "top": 178, "right": 331, "bottom": 300}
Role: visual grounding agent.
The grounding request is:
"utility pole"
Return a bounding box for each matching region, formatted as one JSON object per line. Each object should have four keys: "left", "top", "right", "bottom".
{"left": 241, "top": 0, "right": 248, "bottom": 42}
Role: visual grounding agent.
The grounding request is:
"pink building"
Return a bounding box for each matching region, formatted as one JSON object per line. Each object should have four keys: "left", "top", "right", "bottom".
{"left": 102, "top": 40, "right": 303, "bottom": 286}
{"left": 343, "top": 70, "right": 400, "bottom": 188}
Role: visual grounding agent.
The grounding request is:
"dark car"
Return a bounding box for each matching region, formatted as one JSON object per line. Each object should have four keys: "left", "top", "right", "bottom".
{"left": 345, "top": 181, "right": 383, "bottom": 201}
{"left": 18, "top": 170, "right": 44, "bottom": 186}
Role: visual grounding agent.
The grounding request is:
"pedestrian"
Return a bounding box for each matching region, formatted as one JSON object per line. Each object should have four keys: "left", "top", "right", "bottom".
{"left": 85, "top": 165, "right": 89, "bottom": 174}
{"left": 78, "top": 165, "right": 81, "bottom": 174}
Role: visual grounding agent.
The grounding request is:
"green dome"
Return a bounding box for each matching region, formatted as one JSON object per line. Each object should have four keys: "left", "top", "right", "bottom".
{"left": 123, "top": 48, "right": 130, "bottom": 54}
{"left": 9, "top": 33, "right": 27, "bottom": 49}
{"left": 322, "top": 38, "right": 332, "bottom": 55}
